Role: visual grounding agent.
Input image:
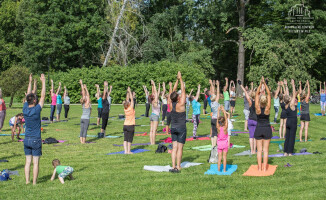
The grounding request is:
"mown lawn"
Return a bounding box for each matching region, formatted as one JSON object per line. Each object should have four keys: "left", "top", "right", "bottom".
{"left": 1, "top": 99, "right": 326, "bottom": 199}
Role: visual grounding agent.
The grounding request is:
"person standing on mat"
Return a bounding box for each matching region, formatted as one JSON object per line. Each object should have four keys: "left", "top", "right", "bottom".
{"left": 189, "top": 84, "right": 201, "bottom": 139}
{"left": 299, "top": 80, "right": 310, "bottom": 142}
{"left": 273, "top": 82, "right": 281, "bottom": 123}
{"left": 186, "top": 88, "right": 193, "bottom": 121}
{"left": 279, "top": 80, "right": 289, "bottom": 139}
{"left": 210, "top": 80, "right": 220, "bottom": 147}
{"left": 202, "top": 88, "right": 208, "bottom": 114}
{"left": 229, "top": 80, "right": 236, "bottom": 116}
{"left": 161, "top": 82, "right": 168, "bottom": 126}
{"left": 254, "top": 76, "right": 272, "bottom": 171}
{"left": 107, "top": 86, "right": 112, "bottom": 112}
{"left": 223, "top": 78, "right": 230, "bottom": 112}
{"left": 241, "top": 84, "right": 250, "bottom": 131}
{"left": 50, "top": 79, "right": 57, "bottom": 123}
{"left": 143, "top": 85, "right": 150, "bottom": 117}
{"left": 240, "top": 82, "right": 257, "bottom": 154}
{"left": 169, "top": 71, "right": 186, "bottom": 173}
{"left": 123, "top": 87, "right": 135, "bottom": 154}
{"left": 79, "top": 80, "right": 91, "bottom": 144}
{"left": 56, "top": 82, "right": 62, "bottom": 122}
{"left": 216, "top": 105, "right": 229, "bottom": 172}
{"left": 95, "top": 84, "right": 103, "bottom": 126}
{"left": 101, "top": 82, "right": 111, "bottom": 135}
{"left": 320, "top": 82, "right": 326, "bottom": 116}
{"left": 283, "top": 79, "right": 297, "bottom": 156}
{"left": 63, "top": 86, "right": 70, "bottom": 120}
{"left": 23, "top": 73, "right": 46, "bottom": 185}
{"left": 149, "top": 80, "right": 160, "bottom": 145}
{"left": 0, "top": 88, "right": 7, "bottom": 132}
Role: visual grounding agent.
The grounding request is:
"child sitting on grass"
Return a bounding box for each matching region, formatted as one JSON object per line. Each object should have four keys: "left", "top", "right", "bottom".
{"left": 9, "top": 113, "right": 24, "bottom": 141}
{"left": 51, "top": 159, "right": 74, "bottom": 184}
{"left": 216, "top": 106, "right": 229, "bottom": 172}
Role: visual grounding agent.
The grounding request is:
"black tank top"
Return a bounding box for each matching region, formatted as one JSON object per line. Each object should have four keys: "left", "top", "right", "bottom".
{"left": 249, "top": 100, "right": 257, "bottom": 121}
{"left": 171, "top": 102, "right": 186, "bottom": 129}
{"left": 280, "top": 102, "right": 286, "bottom": 110}
{"left": 256, "top": 107, "right": 270, "bottom": 127}
{"left": 286, "top": 105, "right": 297, "bottom": 118}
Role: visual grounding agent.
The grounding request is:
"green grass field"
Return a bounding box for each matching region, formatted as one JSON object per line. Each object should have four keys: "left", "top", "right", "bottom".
{"left": 1, "top": 99, "right": 326, "bottom": 199}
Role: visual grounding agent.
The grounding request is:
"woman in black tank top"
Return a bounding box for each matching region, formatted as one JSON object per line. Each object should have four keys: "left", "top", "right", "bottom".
{"left": 168, "top": 72, "right": 186, "bottom": 173}
{"left": 279, "top": 81, "right": 288, "bottom": 139}
{"left": 283, "top": 79, "right": 298, "bottom": 156}
{"left": 254, "top": 77, "right": 272, "bottom": 172}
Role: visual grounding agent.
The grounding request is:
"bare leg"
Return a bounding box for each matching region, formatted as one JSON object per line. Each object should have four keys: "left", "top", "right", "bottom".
{"left": 217, "top": 152, "right": 222, "bottom": 172}
{"left": 58, "top": 177, "right": 65, "bottom": 184}
{"left": 127, "top": 142, "right": 132, "bottom": 154}
{"left": 32, "top": 156, "right": 40, "bottom": 185}
{"left": 253, "top": 139, "right": 257, "bottom": 154}
{"left": 256, "top": 139, "right": 262, "bottom": 171}
{"left": 223, "top": 151, "right": 227, "bottom": 172}
{"left": 304, "top": 121, "right": 309, "bottom": 142}
{"left": 249, "top": 138, "right": 254, "bottom": 154}
{"left": 262, "top": 139, "right": 270, "bottom": 172}
{"left": 299, "top": 121, "right": 304, "bottom": 142}
{"left": 80, "top": 137, "right": 83, "bottom": 144}
{"left": 97, "top": 118, "right": 100, "bottom": 126}
{"left": 152, "top": 121, "right": 158, "bottom": 144}
{"left": 123, "top": 141, "right": 128, "bottom": 154}
{"left": 165, "top": 125, "right": 169, "bottom": 135}
{"left": 176, "top": 143, "right": 184, "bottom": 170}
{"left": 150, "top": 121, "right": 153, "bottom": 144}
{"left": 244, "top": 120, "right": 248, "bottom": 131}
{"left": 17, "top": 127, "right": 21, "bottom": 139}
{"left": 10, "top": 126, "right": 14, "bottom": 141}
{"left": 171, "top": 141, "right": 177, "bottom": 169}
{"left": 25, "top": 155, "right": 32, "bottom": 184}
{"left": 279, "top": 119, "right": 283, "bottom": 138}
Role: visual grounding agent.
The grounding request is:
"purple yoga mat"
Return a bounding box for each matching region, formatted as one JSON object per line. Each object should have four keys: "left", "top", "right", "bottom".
{"left": 269, "top": 152, "right": 312, "bottom": 157}
{"left": 272, "top": 136, "right": 280, "bottom": 139}
{"left": 113, "top": 142, "right": 151, "bottom": 146}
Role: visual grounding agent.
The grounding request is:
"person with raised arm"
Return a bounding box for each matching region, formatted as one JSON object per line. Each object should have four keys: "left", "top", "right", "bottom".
{"left": 240, "top": 81, "right": 257, "bottom": 154}
{"left": 56, "top": 82, "right": 62, "bottom": 121}
{"left": 210, "top": 80, "right": 220, "bottom": 147}
{"left": 63, "top": 86, "right": 70, "bottom": 120}
{"left": 79, "top": 80, "right": 91, "bottom": 144}
{"left": 320, "top": 82, "right": 326, "bottom": 116}
{"left": 273, "top": 82, "right": 281, "bottom": 123}
{"left": 0, "top": 87, "right": 6, "bottom": 132}
{"left": 95, "top": 84, "right": 103, "bottom": 126}
{"left": 223, "top": 78, "right": 230, "bottom": 112}
{"left": 169, "top": 71, "right": 186, "bottom": 173}
{"left": 143, "top": 85, "right": 150, "bottom": 117}
{"left": 299, "top": 80, "right": 311, "bottom": 142}
{"left": 49, "top": 80, "right": 56, "bottom": 123}
{"left": 216, "top": 105, "right": 229, "bottom": 172}
{"left": 123, "top": 87, "right": 135, "bottom": 154}
{"left": 254, "top": 76, "right": 272, "bottom": 171}
{"left": 23, "top": 73, "right": 46, "bottom": 185}
{"left": 229, "top": 80, "right": 236, "bottom": 116}
{"left": 101, "top": 82, "right": 111, "bottom": 135}
{"left": 149, "top": 80, "right": 160, "bottom": 145}
{"left": 279, "top": 80, "right": 288, "bottom": 138}
{"left": 283, "top": 79, "right": 297, "bottom": 156}
{"left": 186, "top": 88, "right": 193, "bottom": 121}
{"left": 189, "top": 84, "right": 201, "bottom": 139}
{"left": 161, "top": 82, "right": 168, "bottom": 126}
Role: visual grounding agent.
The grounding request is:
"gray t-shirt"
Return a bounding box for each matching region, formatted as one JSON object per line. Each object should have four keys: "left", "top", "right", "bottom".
{"left": 211, "top": 102, "right": 220, "bottom": 119}
{"left": 107, "top": 96, "right": 112, "bottom": 109}
{"left": 64, "top": 96, "right": 70, "bottom": 105}
{"left": 81, "top": 104, "right": 91, "bottom": 119}
{"left": 244, "top": 96, "right": 249, "bottom": 110}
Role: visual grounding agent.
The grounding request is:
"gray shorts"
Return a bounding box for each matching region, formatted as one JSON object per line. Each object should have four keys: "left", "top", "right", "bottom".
{"left": 150, "top": 114, "right": 159, "bottom": 122}
{"left": 224, "top": 100, "right": 230, "bottom": 111}
{"left": 243, "top": 109, "right": 250, "bottom": 120}
{"left": 57, "top": 104, "right": 62, "bottom": 114}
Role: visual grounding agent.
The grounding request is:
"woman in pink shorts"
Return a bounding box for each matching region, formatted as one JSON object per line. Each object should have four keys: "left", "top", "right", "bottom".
{"left": 216, "top": 105, "right": 229, "bottom": 172}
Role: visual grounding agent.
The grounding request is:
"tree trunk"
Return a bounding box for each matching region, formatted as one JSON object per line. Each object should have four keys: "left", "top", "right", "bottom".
{"left": 236, "top": 0, "right": 246, "bottom": 96}
{"left": 9, "top": 94, "right": 14, "bottom": 108}
{"left": 103, "top": 0, "right": 128, "bottom": 67}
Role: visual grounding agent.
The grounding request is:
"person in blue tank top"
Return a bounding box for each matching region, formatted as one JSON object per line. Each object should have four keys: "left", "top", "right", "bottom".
{"left": 189, "top": 84, "right": 201, "bottom": 139}
{"left": 320, "top": 82, "right": 326, "bottom": 116}
{"left": 56, "top": 82, "right": 62, "bottom": 122}
{"left": 95, "top": 84, "right": 103, "bottom": 126}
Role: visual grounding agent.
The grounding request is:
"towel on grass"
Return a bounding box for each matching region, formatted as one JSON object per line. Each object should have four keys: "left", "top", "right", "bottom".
{"left": 143, "top": 162, "right": 203, "bottom": 172}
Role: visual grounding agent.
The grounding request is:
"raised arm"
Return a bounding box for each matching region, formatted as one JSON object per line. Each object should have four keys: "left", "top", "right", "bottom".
{"left": 265, "top": 80, "right": 271, "bottom": 114}
{"left": 255, "top": 77, "right": 263, "bottom": 115}
{"left": 56, "top": 82, "right": 61, "bottom": 95}
{"left": 305, "top": 80, "right": 310, "bottom": 103}
{"left": 127, "top": 87, "right": 134, "bottom": 108}
{"left": 229, "top": 80, "right": 233, "bottom": 92}
{"left": 80, "top": 80, "right": 85, "bottom": 98}
{"left": 102, "top": 81, "right": 108, "bottom": 99}
{"left": 284, "top": 79, "right": 289, "bottom": 96}
{"left": 39, "top": 74, "right": 46, "bottom": 108}
{"left": 179, "top": 71, "right": 186, "bottom": 105}
{"left": 216, "top": 80, "right": 220, "bottom": 102}
{"left": 209, "top": 80, "right": 214, "bottom": 96}
{"left": 84, "top": 84, "right": 90, "bottom": 106}
{"left": 240, "top": 84, "right": 252, "bottom": 106}
{"left": 51, "top": 79, "right": 54, "bottom": 95}
{"left": 250, "top": 82, "right": 253, "bottom": 93}
{"left": 173, "top": 79, "right": 179, "bottom": 92}
{"left": 189, "top": 89, "right": 193, "bottom": 97}
{"left": 194, "top": 84, "right": 201, "bottom": 101}
{"left": 157, "top": 83, "right": 161, "bottom": 101}
{"left": 161, "top": 82, "right": 166, "bottom": 98}
{"left": 223, "top": 78, "right": 228, "bottom": 92}
{"left": 95, "top": 84, "right": 100, "bottom": 99}
{"left": 27, "top": 73, "right": 33, "bottom": 95}
{"left": 274, "top": 82, "right": 280, "bottom": 98}
{"left": 108, "top": 85, "right": 112, "bottom": 96}
{"left": 32, "top": 78, "right": 37, "bottom": 94}
{"left": 64, "top": 86, "right": 67, "bottom": 98}
{"left": 290, "top": 79, "right": 296, "bottom": 106}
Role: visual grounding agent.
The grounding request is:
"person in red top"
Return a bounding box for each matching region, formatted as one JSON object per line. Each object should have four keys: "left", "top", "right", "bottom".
{"left": 123, "top": 87, "right": 135, "bottom": 154}
{"left": 0, "top": 88, "right": 6, "bottom": 131}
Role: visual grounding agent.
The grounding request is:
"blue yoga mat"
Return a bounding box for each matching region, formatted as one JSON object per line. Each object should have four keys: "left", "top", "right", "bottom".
{"left": 231, "top": 129, "right": 241, "bottom": 132}
{"left": 205, "top": 164, "right": 238, "bottom": 175}
{"left": 314, "top": 113, "right": 323, "bottom": 116}
{"left": 0, "top": 133, "right": 25, "bottom": 136}
{"left": 106, "top": 149, "right": 150, "bottom": 155}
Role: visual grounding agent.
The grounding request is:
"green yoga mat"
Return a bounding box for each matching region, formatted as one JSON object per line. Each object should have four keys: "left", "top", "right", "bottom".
{"left": 232, "top": 145, "right": 245, "bottom": 148}
{"left": 271, "top": 139, "right": 312, "bottom": 144}
{"left": 189, "top": 144, "right": 245, "bottom": 151}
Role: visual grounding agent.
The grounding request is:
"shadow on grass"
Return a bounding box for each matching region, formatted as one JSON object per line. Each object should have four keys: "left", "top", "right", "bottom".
{"left": 10, "top": 164, "right": 25, "bottom": 171}
{"left": 0, "top": 153, "right": 22, "bottom": 160}
{"left": 38, "top": 174, "right": 53, "bottom": 183}
{"left": 88, "top": 137, "right": 100, "bottom": 142}
{"left": 182, "top": 155, "right": 200, "bottom": 162}
{"left": 0, "top": 141, "right": 13, "bottom": 145}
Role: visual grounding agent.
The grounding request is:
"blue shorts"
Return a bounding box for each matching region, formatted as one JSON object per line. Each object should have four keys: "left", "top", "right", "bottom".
{"left": 24, "top": 138, "right": 42, "bottom": 156}
{"left": 9, "top": 122, "right": 14, "bottom": 127}
{"left": 58, "top": 166, "right": 74, "bottom": 179}
{"left": 224, "top": 100, "right": 230, "bottom": 111}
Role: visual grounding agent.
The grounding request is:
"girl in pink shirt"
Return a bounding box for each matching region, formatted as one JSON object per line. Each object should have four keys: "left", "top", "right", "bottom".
{"left": 216, "top": 105, "right": 229, "bottom": 172}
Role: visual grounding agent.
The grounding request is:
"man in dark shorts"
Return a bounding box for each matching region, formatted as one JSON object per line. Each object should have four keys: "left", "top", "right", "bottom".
{"left": 23, "top": 73, "right": 46, "bottom": 185}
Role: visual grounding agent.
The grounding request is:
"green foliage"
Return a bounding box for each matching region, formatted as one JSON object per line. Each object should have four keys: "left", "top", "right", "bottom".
{"left": 50, "top": 61, "right": 209, "bottom": 104}
{"left": 17, "top": 0, "right": 107, "bottom": 72}
{"left": 0, "top": 65, "right": 29, "bottom": 107}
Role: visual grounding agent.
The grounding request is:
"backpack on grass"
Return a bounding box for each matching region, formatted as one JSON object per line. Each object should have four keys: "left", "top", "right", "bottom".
{"left": 155, "top": 144, "right": 167, "bottom": 153}
{"left": 208, "top": 146, "right": 218, "bottom": 163}
{"left": 98, "top": 132, "right": 105, "bottom": 138}
{"left": 44, "top": 137, "right": 58, "bottom": 144}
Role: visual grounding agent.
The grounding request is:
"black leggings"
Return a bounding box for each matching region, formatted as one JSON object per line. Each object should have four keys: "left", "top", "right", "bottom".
{"left": 50, "top": 105, "right": 56, "bottom": 121}
{"left": 284, "top": 118, "right": 297, "bottom": 154}
{"left": 64, "top": 105, "right": 70, "bottom": 118}
{"left": 102, "top": 112, "right": 109, "bottom": 130}
{"left": 162, "top": 104, "right": 167, "bottom": 121}
{"left": 145, "top": 103, "right": 150, "bottom": 117}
